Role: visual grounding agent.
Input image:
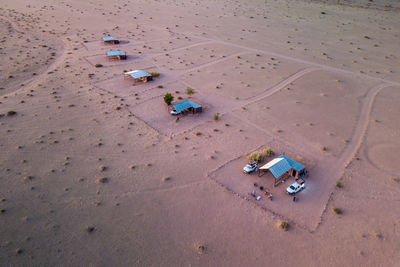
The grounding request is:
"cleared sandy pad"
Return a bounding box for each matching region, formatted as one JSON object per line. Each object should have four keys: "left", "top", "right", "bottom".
{"left": 129, "top": 95, "right": 213, "bottom": 136}
{"left": 365, "top": 86, "right": 400, "bottom": 175}
{"left": 94, "top": 69, "right": 162, "bottom": 98}
{"left": 122, "top": 36, "right": 205, "bottom": 54}
{"left": 182, "top": 53, "right": 308, "bottom": 100}
{"left": 233, "top": 70, "right": 379, "bottom": 157}
{"left": 152, "top": 43, "right": 243, "bottom": 70}
{"left": 85, "top": 54, "right": 148, "bottom": 68}
{"left": 209, "top": 151, "right": 322, "bottom": 230}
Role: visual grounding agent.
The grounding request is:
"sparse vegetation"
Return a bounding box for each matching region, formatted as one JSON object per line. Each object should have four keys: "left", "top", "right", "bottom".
{"left": 7, "top": 111, "right": 17, "bottom": 116}
{"left": 263, "top": 148, "right": 275, "bottom": 157}
{"left": 195, "top": 132, "right": 202, "bottom": 136}
{"left": 186, "top": 87, "right": 194, "bottom": 95}
{"left": 279, "top": 221, "right": 289, "bottom": 231}
{"left": 197, "top": 244, "right": 206, "bottom": 254}
{"left": 336, "top": 181, "right": 343, "bottom": 188}
{"left": 162, "top": 176, "right": 171, "bottom": 182}
{"left": 150, "top": 72, "right": 160, "bottom": 77}
{"left": 97, "top": 177, "right": 108, "bottom": 184}
{"left": 248, "top": 151, "right": 263, "bottom": 163}
{"left": 332, "top": 207, "right": 342, "bottom": 214}
{"left": 320, "top": 146, "right": 327, "bottom": 151}
{"left": 213, "top": 112, "right": 220, "bottom": 121}
{"left": 95, "top": 63, "right": 103, "bottom": 68}
{"left": 163, "top": 93, "right": 173, "bottom": 105}
{"left": 86, "top": 226, "right": 95, "bottom": 233}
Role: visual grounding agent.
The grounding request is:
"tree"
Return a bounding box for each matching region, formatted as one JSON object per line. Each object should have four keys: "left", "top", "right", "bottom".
{"left": 164, "top": 93, "right": 173, "bottom": 105}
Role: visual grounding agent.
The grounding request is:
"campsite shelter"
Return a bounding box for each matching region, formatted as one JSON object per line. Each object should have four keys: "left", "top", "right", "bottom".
{"left": 124, "top": 70, "right": 153, "bottom": 83}
{"left": 107, "top": 50, "right": 127, "bottom": 60}
{"left": 259, "top": 155, "right": 306, "bottom": 186}
{"left": 103, "top": 36, "right": 120, "bottom": 44}
{"left": 173, "top": 100, "right": 202, "bottom": 114}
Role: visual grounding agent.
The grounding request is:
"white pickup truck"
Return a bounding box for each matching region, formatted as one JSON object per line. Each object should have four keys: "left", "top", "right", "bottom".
{"left": 286, "top": 178, "right": 305, "bottom": 195}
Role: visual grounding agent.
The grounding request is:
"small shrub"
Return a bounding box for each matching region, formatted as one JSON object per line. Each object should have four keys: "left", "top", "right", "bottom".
{"left": 248, "top": 151, "right": 263, "bottom": 163}
{"left": 320, "top": 146, "right": 327, "bottom": 151}
{"left": 263, "top": 148, "right": 274, "bottom": 157}
{"left": 99, "top": 165, "right": 107, "bottom": 172}
{"left": 97, "top": 177, "right": 108, "bottom": 184}
{"left": 163, "top": 93, "right": 173, "bottom": 105}
{"left": 197, "top": 244, "right": 206, "bottom": 254}
{"left": 157, "top": 85, "right": 163, "bottom": 88}
{"left": 150, "top": 72, "right": 160, "bottom": 77}
{"left": 332, "top": 207, "right": 342, "bottom": 214}
{"left": 95, "top": 64, "right": 103, "bottom": 68}
{"left": 86, "top": 226, "right": 95, "bottom": 233}
{"left": 186, "top": 87, "right": 194, "bottom": 95}
{"left": 279, "top": 221, "right": 289, "bottom": 231}
{"left": 336, "top": 181, "right": 343, "bottom": 188}
{"left": 7, "top": 111, "right": 17, "bottom": 116}
{"left": 195, "top": 132, "right": 202, "bottom": 136}
{"left": 213, "top": 112, "right": 220, "bottom": 121}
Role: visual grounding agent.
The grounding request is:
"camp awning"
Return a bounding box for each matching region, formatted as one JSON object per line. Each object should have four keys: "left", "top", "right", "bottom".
{"left": 259, "top": 155, "right": 305, "bottom": 179}
{"left": 103, "top": 36, "right": 119, "bottom": 42}
{"left": 126, "top": 70, "right": 152, "bottom": 79}
{"left": 107, "top": 50, "right": 125, "bottom": 56}
{"left": 173, "top": 100, "right": 202, "bottom": 113}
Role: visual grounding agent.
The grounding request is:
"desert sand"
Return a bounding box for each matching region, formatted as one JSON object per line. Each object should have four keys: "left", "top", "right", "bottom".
{"left": 0, "top": 0, "right": 399, "bottom": 266}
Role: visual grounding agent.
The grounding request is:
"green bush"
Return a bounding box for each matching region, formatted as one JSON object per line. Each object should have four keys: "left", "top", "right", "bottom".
{"left": 214, "top": 112, "right": 220, "bottom": 121}
{"left": 263, "top": 148, "right": 274, "bottom": 157}
{"left": 248, "top": 152, "right": 263, "bottom": 163}
{"left": 163, "top": 93, "right": 173, "bottom": 105}
{"left": 279, "top": 221, "right": 289, "bottom": 231}
{"left": 150, "top": 72, "right": 160, "bottom": 77}
{"left": 186, "top": 87, "right": 194, "bottom": 95}
{"left": 332, "top": 208, "right": 342, "bottom": 214}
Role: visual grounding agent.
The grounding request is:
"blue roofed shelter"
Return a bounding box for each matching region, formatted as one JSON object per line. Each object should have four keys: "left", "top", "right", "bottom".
{"left": 259, "top": 155, "right": 306, "bottom": 186}
{"left": 103, "top": 36, "right": 120, "bottom": 44}
{"left": 173, "top": 100, "right": 202, "bottom": 114}
{"left": 124, "top": 70, "right": 153, "bottom": 83}
{"left": 107, "top": 50, "right": 127, "bottom": 60}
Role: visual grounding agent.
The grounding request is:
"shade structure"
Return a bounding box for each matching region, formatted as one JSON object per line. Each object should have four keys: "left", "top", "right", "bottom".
{"left": 107, "top": 50, "right": 126, "bottom": 56}
{"left": 126, "top": 70, "right": 152, "bottom": 79}
{"left": 103, "top": 36, "right": 119, "bottom": 42}
{"left": 173, "top": 100, "right": 202, "bottom": 113}
{"left": 260, "top": 155, "right": 305, "bottom": 179}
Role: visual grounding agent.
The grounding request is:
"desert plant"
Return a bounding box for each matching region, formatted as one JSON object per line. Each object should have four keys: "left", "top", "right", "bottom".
{"left": 7, "top": 111, "right": 17, "bottom": 116}
{"left": 186, "top": 87, "right": 194, "bottom": 95}
{"left": 95, "top": 63, "right": 103, "bottom": 68}
{"left": 336, "top": 181, "right": 343, "bottom": 188}
{"left": 248, "top": 151, "right": 263, "bottom": 163}
{"left": 150, "top": 72, "right": 160, "bottom": 77}
{"left": 279, "top": 221, "right": 289, "bottom": 231}
{"left": 263, "top": 148, "right": 275, "bottom": 157}
{"left": 163, "top": 93, "right": 173, "bottom": 106}
{"left": 332, "top": 207, "right": 342, "bottom": 214}
{"left": 214, "top": 112, "right": 220, "bottom": 121}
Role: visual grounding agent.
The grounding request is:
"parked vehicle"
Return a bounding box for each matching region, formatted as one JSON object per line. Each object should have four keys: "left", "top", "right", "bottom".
{"left": 243, "top": 161, "right": 258, "bottom": 173}
{"left": 286, "top": 178, "right": 305, "bottom": 195}
{"left": 170, "top": 109, "right": 180, "bottom": 115}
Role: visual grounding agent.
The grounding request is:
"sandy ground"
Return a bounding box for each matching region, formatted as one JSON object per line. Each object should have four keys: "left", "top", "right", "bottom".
{"left": 0, "top": 0, "right": 400, "bottom": 266}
